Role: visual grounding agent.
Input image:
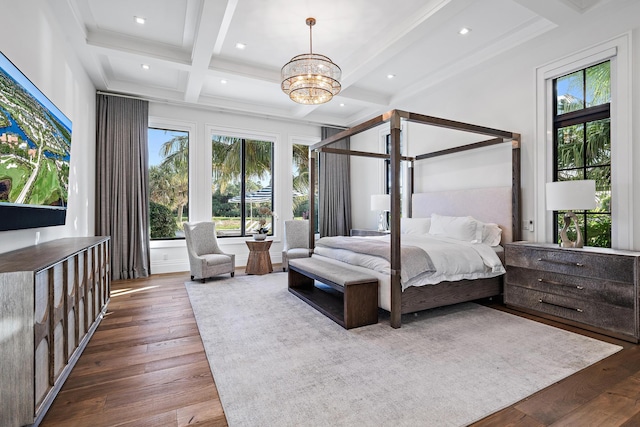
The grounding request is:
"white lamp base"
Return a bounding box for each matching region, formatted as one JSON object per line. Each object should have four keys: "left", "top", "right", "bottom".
{"left": 559, "top": 211, "right": 584, "bottom": 248}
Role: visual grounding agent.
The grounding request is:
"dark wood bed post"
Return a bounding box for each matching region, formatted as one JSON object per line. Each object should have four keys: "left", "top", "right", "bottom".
{"left": 511, "top": 134, "right": 522, "bottom": 242}
{"left": 407, "top": 160, "right": 414, "bottom": 218}
{"left": 309, "top": 150, "right": 317, "bottom": 250}
{"left": 389, "top": 110, "right": 403, "bottom": 329}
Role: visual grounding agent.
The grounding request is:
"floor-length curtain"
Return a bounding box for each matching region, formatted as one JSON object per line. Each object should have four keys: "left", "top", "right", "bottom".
{"left": 319, "top": 127, "right": 351, "bottom": 236}
{"left": 95, "top": 94, "right": 150, "bottom": 280}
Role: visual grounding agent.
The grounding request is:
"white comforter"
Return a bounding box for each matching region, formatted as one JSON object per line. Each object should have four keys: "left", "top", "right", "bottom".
{"left": 312, "top": 234, "right": 505, "bottom": 290}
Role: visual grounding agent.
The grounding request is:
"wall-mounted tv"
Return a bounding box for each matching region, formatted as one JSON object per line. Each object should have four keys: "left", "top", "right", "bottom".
{"left": 0, "top": 51, "right": 72, "bottom": 231}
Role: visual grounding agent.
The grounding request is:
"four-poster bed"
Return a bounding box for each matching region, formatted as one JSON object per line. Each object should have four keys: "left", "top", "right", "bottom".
{"left": 304, "top": 109, "right": 521, "bottom": 328}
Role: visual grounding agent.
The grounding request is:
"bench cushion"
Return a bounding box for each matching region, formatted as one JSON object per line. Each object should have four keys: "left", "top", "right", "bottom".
{"left": 289, "top": 257, "right": 377, "bottom": 286}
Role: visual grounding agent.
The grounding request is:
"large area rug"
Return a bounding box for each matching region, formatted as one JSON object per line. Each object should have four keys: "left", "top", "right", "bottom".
{"left": 186, "top": 273, "right": 622, "bottom": 427}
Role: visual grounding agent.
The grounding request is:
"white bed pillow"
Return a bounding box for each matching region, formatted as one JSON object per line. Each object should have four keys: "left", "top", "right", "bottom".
{"left": 479, "top": 221, "right": 502, "bottom": 246}
{"left": 400, "top": 217, "right": 431, "bottom": 234}
{"left": 429, "top": 214, "right": 481, "bottom": 243}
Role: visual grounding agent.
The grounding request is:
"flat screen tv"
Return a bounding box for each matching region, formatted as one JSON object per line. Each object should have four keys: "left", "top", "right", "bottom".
{"left": 0, "top": 51, "right": 72, "bottom": 231}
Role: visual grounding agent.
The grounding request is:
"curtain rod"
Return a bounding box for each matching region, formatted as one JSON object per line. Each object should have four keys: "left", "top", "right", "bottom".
{"left": 96, "top": 91, "right": 149, "bottom": 102}
{"left": 95, "top": 90, "right": 347, "bottom": 129}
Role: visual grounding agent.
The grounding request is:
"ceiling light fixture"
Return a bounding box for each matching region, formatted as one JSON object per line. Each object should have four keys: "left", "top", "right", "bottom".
{"left": 141, "top": 64, "right": 150, "bottom": 70}
{"left": 459, "top": 27, "right": 471, "bottom": 35}
{"left": 220, "top": 79, "right": 227, "bottom": 84}
{"left": 134, "top": 16, "right": 146, "bottom": 25}
{"left": 387, "top": 74, "right": 396, "bottom": 79}
{"left": 235, "top": 42, "right": 246, "bottom": 50}
{"left": 281, "top": 17, "right": 341, "bottom": 105}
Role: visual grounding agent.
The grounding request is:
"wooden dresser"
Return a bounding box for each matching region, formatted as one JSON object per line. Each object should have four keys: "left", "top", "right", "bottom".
{"left": 504, "top": 241, "right": 640, "bottom": 343}
{"left": 0, "top": 237, "right": 110, "bottom": 427}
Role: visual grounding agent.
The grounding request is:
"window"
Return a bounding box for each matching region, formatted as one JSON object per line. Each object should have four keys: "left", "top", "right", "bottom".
{"left": 292, "top": 143, "right": 309, "bottom": 219}
{"left": 552, "top": 61, "right": 611, "bottom": 247}
{"left": 211, "top": 134, "right": 273, "bottom": 237}
{"left": 148, "top": 128, "right": 189, "bottom": 240}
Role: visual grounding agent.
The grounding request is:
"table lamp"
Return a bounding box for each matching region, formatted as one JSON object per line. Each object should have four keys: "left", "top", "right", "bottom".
{"left": 371, "top": 194, "right": 390, "bottom": 232}
{"left": 546, "top": 180, "right": 596, "bottom": 248}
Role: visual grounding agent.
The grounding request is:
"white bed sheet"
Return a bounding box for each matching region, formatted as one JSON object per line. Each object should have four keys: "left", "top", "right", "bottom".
{"left": 312, "top": 234, "right": 505, "bottom": 311}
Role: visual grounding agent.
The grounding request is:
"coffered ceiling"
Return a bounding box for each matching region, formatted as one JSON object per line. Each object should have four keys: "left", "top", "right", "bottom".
{"left": 51, "top": 0, "right": 613, "bottom": 126}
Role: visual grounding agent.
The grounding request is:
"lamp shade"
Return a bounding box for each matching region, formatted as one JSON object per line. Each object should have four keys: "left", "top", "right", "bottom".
{"left": 546, "top": 180, "right": 596, "bottom": 211}
{"left": 371, "top": 194, "right": 390, "bottom": 211}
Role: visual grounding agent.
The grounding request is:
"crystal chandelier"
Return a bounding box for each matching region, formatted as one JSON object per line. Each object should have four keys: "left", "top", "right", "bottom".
{"left": 281, "top": 18, "right": 341, "bottom": 105}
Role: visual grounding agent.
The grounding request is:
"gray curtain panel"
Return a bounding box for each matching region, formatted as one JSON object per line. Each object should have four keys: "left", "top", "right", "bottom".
{"left": 319, "top": 127, "right": 352, "bottom": 236}
{"left": 95, "top": 94, "right": 150, "bottom": 280}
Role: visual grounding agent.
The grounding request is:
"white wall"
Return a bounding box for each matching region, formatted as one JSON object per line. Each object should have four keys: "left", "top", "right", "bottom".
{"left": 148, "top": 102, "right": 320, "bottom": 273}
{"left": 0, "top": 0, "right": 96, "bottom": 254}
{"left": 349, "top": 2, "right": 640, "bottom": 249}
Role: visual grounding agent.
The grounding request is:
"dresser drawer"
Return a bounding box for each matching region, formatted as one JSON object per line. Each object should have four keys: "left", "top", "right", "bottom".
{"left": 505, "top": 285, "right": 636, "bottom": 337}
{"left": 506, "top": 267, "right": 634, "bottom": 309}
{"left": 506, "top": 245, "right": 636, "bottom": 283}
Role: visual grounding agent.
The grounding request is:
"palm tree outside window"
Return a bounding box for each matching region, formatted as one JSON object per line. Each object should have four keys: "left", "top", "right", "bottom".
{"left": 552, "top": 61, "right": 611, "bottom": 247}
{"left": 148, "top": 128, "right": 189, "bottom": 240}
{"left": 212, "top": 135, "right": 274, "bottom": 237}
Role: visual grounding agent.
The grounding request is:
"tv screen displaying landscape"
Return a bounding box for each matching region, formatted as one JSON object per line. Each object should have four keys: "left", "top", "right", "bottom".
{"left": 0, "top": 51, "right": 72, "bottom": 231}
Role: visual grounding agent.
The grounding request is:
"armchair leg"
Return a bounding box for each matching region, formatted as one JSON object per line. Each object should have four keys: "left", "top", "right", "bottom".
{"left": 191, "top": 275, "right": 194, "bottom": 280}
{"left": 231, "top": 272, "right": 235, "bottom": 277}
{"left": 201, "top": 278, "right": 206, "bottom": 283}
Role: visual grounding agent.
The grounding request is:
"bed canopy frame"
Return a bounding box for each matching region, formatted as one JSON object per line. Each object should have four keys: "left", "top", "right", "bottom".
{"left": 308, "top": 109, "right": 521, "bottom": 328}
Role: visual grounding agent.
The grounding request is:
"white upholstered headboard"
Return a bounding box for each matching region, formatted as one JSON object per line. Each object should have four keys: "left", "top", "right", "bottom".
{"left": 411, "top": 187, "right": 513, "bottom": 244}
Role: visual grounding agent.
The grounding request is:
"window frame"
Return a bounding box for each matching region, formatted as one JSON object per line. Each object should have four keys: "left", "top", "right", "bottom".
{"left": 534, "top": 34, "right": 632, "bottom": 249}
{"left": 207, "top": 125, "right": 278, "bottom": 239}
{"left": 551, "top": 62, "right": 611, "bottom": 247}
{"left": 147, "top": 117, "right": 196, "bottom": 248}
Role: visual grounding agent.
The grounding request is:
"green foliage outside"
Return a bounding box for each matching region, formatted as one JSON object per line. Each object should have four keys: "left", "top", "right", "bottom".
{"left": 149, "top": 201, "right": 178, "bottom": 239}
{"left": 148, "top": 130, "right": 189, "bottom": 239}
{"left": 555, "top": 61, "right": 611, "bottom": 248}
{"left": 148, "top": 133, "right": 311, "bottom": 238}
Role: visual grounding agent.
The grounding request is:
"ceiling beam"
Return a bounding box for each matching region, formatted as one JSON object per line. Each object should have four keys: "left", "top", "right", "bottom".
{"left": 184, "top": 0, "right": 232, "bottom": 103}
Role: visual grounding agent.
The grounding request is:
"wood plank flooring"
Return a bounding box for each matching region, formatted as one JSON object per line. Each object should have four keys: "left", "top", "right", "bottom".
{"left": 40, "top": 271, "right": 640, "bottom": 426}
{"left": 41, "top": 271, "right": 228, "bottom": 427}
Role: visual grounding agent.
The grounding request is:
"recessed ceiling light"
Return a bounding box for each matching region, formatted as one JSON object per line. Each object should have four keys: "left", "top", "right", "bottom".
{"left": 235, "top": 42, "right": 246, "bottom": 50}
{"left": 340, "top": 103, "right": 345, "bottom": 107}
{"left": 141, "top": 64, "right": 150, "bottom": 70}
{"left": 387, "top": 74, "right": 395, "bottom": 79}
{"left": 134, "top": 16, "right": 146, "bottom": 25}
{"left": 220, "top": 79, "right": 228, "bottom": 84}
{"left": 458, "top": 27, "right": 471, "bottom": 35}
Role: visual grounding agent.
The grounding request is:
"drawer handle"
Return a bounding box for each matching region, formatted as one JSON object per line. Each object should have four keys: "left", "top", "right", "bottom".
{"left": 537, "top": 258, "right": 584, "bottom": 267}
{"left": 538, "top": 298, "right": 584, "bottom": 313}
{"left": 537, "top": 278, "right": 584, "bottom": 290}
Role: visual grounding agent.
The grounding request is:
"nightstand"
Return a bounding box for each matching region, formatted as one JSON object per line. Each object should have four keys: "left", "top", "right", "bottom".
{"left": 350, "top": 229, "right": 390, "bottom": 237}
{"left": 504, "top": 241, "right": 640, "bottom": 343}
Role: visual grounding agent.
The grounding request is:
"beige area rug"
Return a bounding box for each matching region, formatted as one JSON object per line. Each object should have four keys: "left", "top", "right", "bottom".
{"left": 186, "top": 273, "right": 622, "bottom": 427}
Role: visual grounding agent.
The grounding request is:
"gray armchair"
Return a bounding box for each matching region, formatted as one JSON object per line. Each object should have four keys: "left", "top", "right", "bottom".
{"left": 282, "top": 220, "right": 311, "bottom": 271}
{"left": 183, "top": 221, "right": 235, "bottom": 282}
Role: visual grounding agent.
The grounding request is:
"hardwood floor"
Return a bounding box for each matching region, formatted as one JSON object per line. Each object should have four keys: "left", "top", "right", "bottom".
{"left": 41, "top": 271, "right": 228, "bottom": 427}
{"left": 41, "top": 271, "right": 640, "bottom": 426}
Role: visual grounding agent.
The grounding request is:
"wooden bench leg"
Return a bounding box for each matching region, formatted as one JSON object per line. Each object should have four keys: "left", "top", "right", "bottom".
{"left": 344, "top": 281, "right": 378, "bottom": 329}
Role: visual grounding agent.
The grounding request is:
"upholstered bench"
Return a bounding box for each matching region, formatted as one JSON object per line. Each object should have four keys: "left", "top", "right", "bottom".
{"left": 288, "top": 257, "right": 378, "bottom": 329}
